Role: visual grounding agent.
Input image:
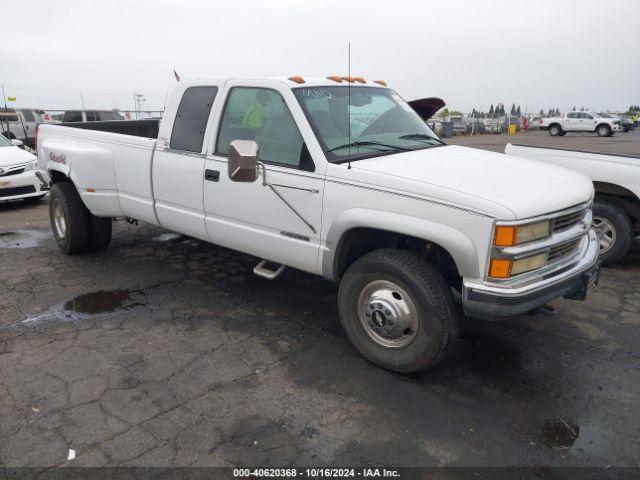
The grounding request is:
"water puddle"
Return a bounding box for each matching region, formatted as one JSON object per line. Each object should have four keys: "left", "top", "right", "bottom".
{"left": 63, "top": 290, "right": 132, "bottom": 314}
{"left": 0, "top": 229, "right": 49, "bottom": 249}
{"left": 540, "top": 419, "right": 580, "bottom": 448}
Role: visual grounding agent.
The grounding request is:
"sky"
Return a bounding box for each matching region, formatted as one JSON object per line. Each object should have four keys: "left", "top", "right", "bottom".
{"left": 1, "top": 0, "right": 639, "bottom": 114}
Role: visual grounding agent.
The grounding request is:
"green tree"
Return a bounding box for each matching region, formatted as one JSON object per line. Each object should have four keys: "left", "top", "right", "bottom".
{"left": 489, "top": 104, "right": 494, "bottom": 117}
{"left": 516, "top": 105, "right": 521, "bottom": 117}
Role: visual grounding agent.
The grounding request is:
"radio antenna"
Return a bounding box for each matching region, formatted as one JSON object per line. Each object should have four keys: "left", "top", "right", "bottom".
{"left": 347, "top": 42, "right": 352, "bottom": 170}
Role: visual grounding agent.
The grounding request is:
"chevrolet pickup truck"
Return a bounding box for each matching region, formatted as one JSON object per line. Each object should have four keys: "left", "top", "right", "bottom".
{"left": 540, "top": 111, "right": 621, "bottom": 137}
{"left": 506, "top": 143, "right": 640, "bottom": 265}
{"left": 37, "top": 77, "right": 600, "bottom": 373}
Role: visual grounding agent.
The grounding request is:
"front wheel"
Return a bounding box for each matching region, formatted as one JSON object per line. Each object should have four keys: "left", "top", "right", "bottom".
{"left": 338, "top": 249, "right": 458, "bottom": 373}
{"left": 592, "top": 201, "right": 632, "bottom": 265}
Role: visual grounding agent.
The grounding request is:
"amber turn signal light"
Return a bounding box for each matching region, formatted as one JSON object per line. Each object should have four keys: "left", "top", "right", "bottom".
{"left": 489, "top": 259, "right": 512, "bottom": 278}
{"left": 494, "top": 226, "right": 516, "bottom": 246}
{"left": 288, "top": 76, "right": 305, "bottom": 84}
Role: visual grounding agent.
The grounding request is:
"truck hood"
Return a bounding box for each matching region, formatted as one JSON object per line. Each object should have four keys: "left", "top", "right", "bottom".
{"left": 349, "top": 145, "right": 593, "bottom": 220}
{"left": 0, "top": 145, "right": 36, "bottom": 167}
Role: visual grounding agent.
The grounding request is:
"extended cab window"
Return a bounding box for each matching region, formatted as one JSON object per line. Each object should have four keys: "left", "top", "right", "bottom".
{"left": 64, "top": 111, "right": 83, "bottom": 122}
{"left": 21, "top": 110, "right": 36, "bottom": 122}
{"left": 216, "top": 87, "right": 312, "bottom": 170}
{"left": 171, "top": 86, "right": 218, "bottom": 153}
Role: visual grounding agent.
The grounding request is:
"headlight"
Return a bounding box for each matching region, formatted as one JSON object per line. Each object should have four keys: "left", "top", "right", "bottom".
{"left": 494, "top": 220, "right": 550, "bottom": 246}
{"left": 489, "top": 252, "right": 547, "bottom": 279}
{"left": 24, "top": 160, "right": 38, "bottom": 171}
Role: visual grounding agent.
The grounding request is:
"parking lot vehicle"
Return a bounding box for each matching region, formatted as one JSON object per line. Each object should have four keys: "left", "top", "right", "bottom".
{"left": 61, "top": 110, "right": 124, "bottom": 122}
{"left": 0, "top": 108, "right": 46, "bottom": 147}
{"left": 540, "top": 111, "right": 621, "bottom": 137}
{"left": 0, "top": 134, "right": 50, "bottom": 202}
{"left": 37, "top": 77, "right": 600, "bottom": 373}
{"left": 506, "top": 143, "right": 639, "bottom": 265}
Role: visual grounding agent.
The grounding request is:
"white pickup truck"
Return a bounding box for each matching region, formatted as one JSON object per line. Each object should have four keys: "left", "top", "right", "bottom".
{"left": 507, "top": 143, "right": 640, "bottom": 265}
{"left": 37, "top": 77, "right": 600, "bottom": 373}
{"left": 540, "top": 111, "right": 621, "bottom": 137}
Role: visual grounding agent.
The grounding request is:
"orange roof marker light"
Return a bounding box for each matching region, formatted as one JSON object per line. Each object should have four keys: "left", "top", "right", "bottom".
{"left": 373, "top": 80, "right": 388, "bottom": 86}
{"left": 326, "top": 76, "right": 343, "bottom": 83}
{"left": 353, "top": 77, "right": 366, "bottom": 84}
{"left": 288, "top": 76, "right": 305, "bottom": 84}
{"left": 340, "top": 76, "right": 355, "bottom": 82}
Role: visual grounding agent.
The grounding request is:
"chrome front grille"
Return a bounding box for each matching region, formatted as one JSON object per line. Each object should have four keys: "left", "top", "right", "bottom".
{"left": 548, "top": 238, "right": 581, "bottom": 264}
{"left": 552, "top": 208, "right": 587, "bottom": 233}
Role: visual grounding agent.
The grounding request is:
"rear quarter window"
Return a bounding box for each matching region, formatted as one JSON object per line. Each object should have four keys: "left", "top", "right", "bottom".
{"left": 170, "top": 86, "right": 218, "bottom": 153}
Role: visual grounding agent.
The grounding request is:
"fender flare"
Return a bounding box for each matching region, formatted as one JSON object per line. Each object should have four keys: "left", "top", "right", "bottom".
{"left": 321, "top": 208, "right": 481, "bottom": 281}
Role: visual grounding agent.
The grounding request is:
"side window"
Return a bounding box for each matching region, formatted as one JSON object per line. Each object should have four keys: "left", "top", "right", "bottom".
{"left": 21, "top": 110, "right": 36, "bottom": 122}
{"left": 581, "top": 113, "right": 593, "bottom": 119}
{"left": 567, "top": 112, "right": 577, "bottom": 119}
{"left": 170, "top": 86, "right": 218, "bottom": 153}
{"left": 86, "top": 112, "right": 98, "bottom": 122}
{"left": 216, "top": 87, "right": 311, "bottom": 170}
{"left": 64, "top": 111, "right": 83, "bottom": 122}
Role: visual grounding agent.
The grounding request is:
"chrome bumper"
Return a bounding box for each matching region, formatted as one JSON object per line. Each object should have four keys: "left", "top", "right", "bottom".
{"left": 462, "top": 229, "right": 600, "bottom": 320}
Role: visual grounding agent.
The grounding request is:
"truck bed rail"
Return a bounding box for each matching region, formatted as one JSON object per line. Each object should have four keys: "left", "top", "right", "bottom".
{"left": 57, "top": 119, "right": 160, "bottom": 139}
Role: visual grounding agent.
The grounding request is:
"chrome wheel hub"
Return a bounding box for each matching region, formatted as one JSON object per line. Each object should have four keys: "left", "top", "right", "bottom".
{"left": 357, "top": 280, "right": 419, "bottom": 349}
{"left": 592, "top": 216, "right": 615, "bottom": 254}
{"left": 52, "top": 198, "right": 66, "bottom": 239}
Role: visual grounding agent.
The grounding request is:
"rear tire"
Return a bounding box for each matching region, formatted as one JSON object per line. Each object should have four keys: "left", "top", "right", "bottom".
{"left": 593, "top": 201, "right": 632, "bottom": 265}
{"left": 90, "top": 216, "right": 112, "bottom": 250}
{"left": 49, "top": 182, "right": 91, "bottom": 254}
{"left": 596, "top": 124, "right": 612, "bottom": 137}
{"left": 337, "top": 249, "right": 458, "bottom": 373}
{"left": 549, "top": 124, "right": 562, "bottom": 136}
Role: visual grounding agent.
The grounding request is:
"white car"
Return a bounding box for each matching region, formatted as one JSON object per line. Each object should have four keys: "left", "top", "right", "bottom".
{"left": 506, "top": 143, "right": 640, "bottom": 265}
{"left": 0, "top": 135, "right": 50, "bottom": 203}
{"left": 37, "top": 77, "right": 599, "bottom": 373}
{"left": 540, "top": 111, "right": 621, "bottom": 137}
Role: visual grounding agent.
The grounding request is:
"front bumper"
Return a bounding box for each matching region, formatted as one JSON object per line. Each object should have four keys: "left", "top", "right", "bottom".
{"left": 462, "top": 229, "right": 600, "bottom": 320}
{"left": 0, "top": 169, "right": 51, "bottom": 202}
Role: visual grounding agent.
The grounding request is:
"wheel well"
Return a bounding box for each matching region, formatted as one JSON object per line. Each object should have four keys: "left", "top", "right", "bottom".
{"left": 594, "top": 182, "right": 640, "bottom": 224}
{"left": 548, "top": 123, "right": 562, "bottom": 130}
{"left": 596, "top": 123, "right": 611, "bottom": 131}
{"left": 49, "top": 170, "right": 69, "bottom": 184}
{"left": 334, "top": 228, "right": 461, "bottom": 288}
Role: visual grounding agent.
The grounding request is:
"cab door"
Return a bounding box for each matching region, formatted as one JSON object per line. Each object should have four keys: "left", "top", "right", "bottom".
{"left": 152, "top": 85, "right": 219, "bottom": 241}
{"left": 564, "top": 112, "right": 580, "bottom": 131}
{"left": 579, "top": 112, "right": 597, "bottom": 131}
{"left": 203, "top": 82, "right": 325, "bottom": 274}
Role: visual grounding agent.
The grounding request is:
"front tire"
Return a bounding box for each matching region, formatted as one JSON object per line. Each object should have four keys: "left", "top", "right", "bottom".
{"left": 597, "top": 124, "right": 612, "bottom": 137}
{"left": 49, "top": 182, "right": 92, "bottom": 254}
{"left": 338, "top": 249, "right": 458, "bottom": 373}
{"left": 593, "top": 201, "right": 632, "bottom": 265}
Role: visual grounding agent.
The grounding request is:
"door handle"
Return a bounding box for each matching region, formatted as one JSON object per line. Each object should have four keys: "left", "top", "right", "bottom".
{"left": 205, "top": 169, "right": 220, "bottom": 182}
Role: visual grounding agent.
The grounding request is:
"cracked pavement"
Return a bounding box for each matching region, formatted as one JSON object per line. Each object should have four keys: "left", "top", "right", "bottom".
{"left": 1, "top": 160, "right": 639, "bottom": 470}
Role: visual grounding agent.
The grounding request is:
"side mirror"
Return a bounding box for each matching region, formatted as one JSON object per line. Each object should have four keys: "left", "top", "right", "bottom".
{"left": 228, "top": 140, "right": 259, "bottom": 183}
{"left": 11, "top": 139, "right": 24, "bottom": 148}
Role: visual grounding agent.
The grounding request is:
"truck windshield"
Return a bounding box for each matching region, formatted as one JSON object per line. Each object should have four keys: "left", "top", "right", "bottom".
{"left": 293, "top": 86, "right": 443, "bottom": 163}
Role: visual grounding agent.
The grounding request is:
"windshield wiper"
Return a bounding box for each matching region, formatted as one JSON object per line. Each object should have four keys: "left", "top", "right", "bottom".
{"left": 327, "top": 140, "right": 411, "bottom": 154}
{"left": 398, "top": 133, "right": 446, "bottom": 145}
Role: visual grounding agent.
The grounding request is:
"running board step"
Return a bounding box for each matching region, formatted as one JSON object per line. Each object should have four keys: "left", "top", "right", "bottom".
{"left": 253, "top": 260, "right": 286, "bottom": 280}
